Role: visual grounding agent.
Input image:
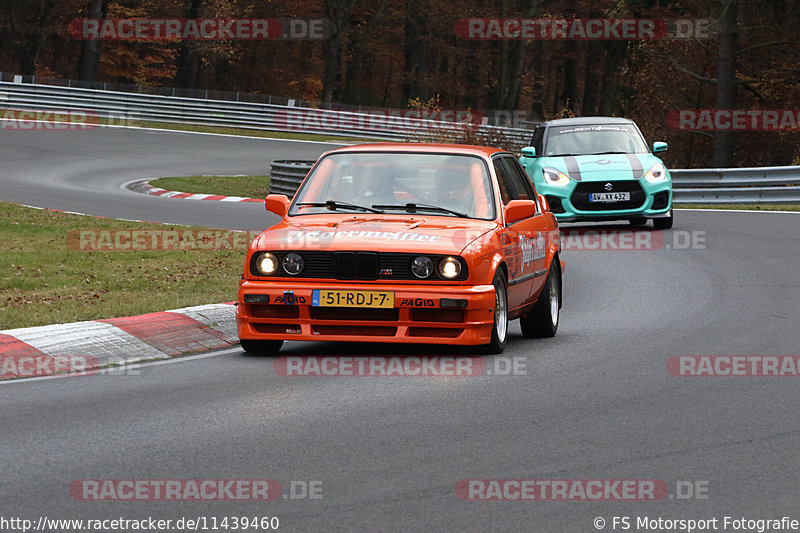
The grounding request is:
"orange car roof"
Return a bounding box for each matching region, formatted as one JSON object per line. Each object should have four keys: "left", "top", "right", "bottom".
{"left": 323, "top": 143, "right": 508, "bottom": 158}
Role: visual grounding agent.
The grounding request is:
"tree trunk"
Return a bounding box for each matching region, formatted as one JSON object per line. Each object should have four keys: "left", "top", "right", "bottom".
{"left": 321, "top": 0, "right": 355, "bottom": 104}
{"left": 77, "top": 0, "right": 110, "bottom": 82}
{"left": 174, "top": 0, "right": 204, "bottom": 89}
{"left": 712, "top": 0, "right": 738, "bottom": 167}
{"left": 402, "top": 0, "right": 430, "bottom": 102}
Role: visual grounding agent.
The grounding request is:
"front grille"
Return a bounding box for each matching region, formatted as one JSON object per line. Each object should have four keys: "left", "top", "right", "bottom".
{"left": 334, "top": 252, "right": 378, "bottom": 280}
{"left": 250, "top": 305, "right": 300, "bottom": 319}
{"left": 571, "top": 181, "right": 646, "bottom": 211}
{"left": 408, "top": 327, "right": 463, "bottom": 338}
{"left": 310, "top": 307, "right": 400, "bottom": 321}
{"left": 312, "top": 325, "right": 397, "bottom": 336}
{"left": 259, "top": 252, "right": 468, "bottom": 281}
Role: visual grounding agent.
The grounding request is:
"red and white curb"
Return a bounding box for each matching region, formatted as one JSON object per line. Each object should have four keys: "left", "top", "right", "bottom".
{"left": 0, "top": 303, "right": 239, "bottom": 380}
{"left": 129, "top": 180, "right": 264, "bottom": 203}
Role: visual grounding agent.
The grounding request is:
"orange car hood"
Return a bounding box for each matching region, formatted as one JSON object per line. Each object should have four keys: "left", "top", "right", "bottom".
{"left": 255, "top": 216, "right": 497, "bottom": 254}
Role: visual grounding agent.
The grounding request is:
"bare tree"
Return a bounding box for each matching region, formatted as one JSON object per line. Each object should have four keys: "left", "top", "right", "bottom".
{"left": 77, "top": 0, "right": 110, "bottom": 82}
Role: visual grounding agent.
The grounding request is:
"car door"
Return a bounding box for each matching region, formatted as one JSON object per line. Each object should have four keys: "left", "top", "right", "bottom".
{"left": 496, "top": 155, "right": 550, "bottom": 306}
{"left": 492, "top": 156, "right": 538, "bottom": 311}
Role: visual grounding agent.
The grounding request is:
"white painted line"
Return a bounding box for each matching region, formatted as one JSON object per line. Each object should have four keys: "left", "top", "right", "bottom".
{"left": 185, "top": 193, "right": 212, "bottom": 200}
{"left": 675, "top": 208, "right": 800, "bottom": 214}
{"left": 0, "top": 347, "right": 242, "bottom": 386}
{"left": 0, "top": 119, "right": 350, "bottom": 145}
{"left": 220, "top": 196, "right": 249, "bottom": 202}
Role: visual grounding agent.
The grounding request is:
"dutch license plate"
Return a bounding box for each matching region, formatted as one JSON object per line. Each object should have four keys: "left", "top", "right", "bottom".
{"left": 590, "top": 192, "right": 630, "bottom": 203}
{"left": 312, "top": 289, "right": 394, "bottom": 308}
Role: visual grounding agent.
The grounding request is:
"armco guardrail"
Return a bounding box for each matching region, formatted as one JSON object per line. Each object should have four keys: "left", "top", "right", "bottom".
{"left": 3, "top": 80, "right": 795, "bottom": 204}
{"left": 269, "top": 161, "right": 315, "bottom": 196}
{"left": 270, "top": 161, "right": 800, "bottom": 203}
{"left": 671, "top": 166, "right": 800, "bottom": 203}
{"left": 0, "top": 80, "right": 532, "bottom": 145}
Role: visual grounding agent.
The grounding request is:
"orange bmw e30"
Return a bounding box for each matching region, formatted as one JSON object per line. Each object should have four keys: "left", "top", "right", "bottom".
{"left": 237, "top": 143, "right": 563, "bottom": 354}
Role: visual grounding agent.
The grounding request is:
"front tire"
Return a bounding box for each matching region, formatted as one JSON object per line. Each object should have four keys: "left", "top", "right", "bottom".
{"left": 240, "top": 339, "right": 284, "bottom": 355}
{"left": 520, "top": 260, "right": 560, "bottom": 338}
{"left": 653, "top": 209, "right": 673, "bottom": 229}
{"left": 481, "top": 270, "right": 508, "bottom": 354}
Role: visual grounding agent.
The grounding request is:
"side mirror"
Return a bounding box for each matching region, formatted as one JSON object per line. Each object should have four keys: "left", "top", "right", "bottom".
{"left": 652, "top": 141, "right": 668, "bottom": 153}
{"left": 504, "top": 199, "right": 537, "bottom": 225}
{"left": 538, "top": 194, "right": 550, "bottom": 212}
{"left": 520, "top": 146, "right": 537, "bottom": 158}
{"left": 265, "top": 194, "right": 290, "bottom": 217}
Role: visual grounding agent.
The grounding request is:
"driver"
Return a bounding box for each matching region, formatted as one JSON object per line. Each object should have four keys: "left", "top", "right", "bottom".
{"left": 363, "top": 165, "right": 397, "bottom": 205}
{"left": 434, "top": 165, "right": 474, "bottom": 216}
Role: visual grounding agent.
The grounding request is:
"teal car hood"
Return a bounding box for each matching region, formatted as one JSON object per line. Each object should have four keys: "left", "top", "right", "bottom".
{"left": 539, "top": 153, "right": 662, "bottom": 181}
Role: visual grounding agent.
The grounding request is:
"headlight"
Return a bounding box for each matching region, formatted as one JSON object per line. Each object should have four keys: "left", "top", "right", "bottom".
{"left": 644, "top": 162, "right": 667, "bottom": 183}
{"left": 281, "top": 253, "right": 304, "bottom": 275}
{"left": 253, "top": 252, "right": 279, "bottom": 276}
{"left": 542, "top": 167, "right": 572, "bottom": 186}
{"left": 438, "top": 257, "right": 462, "bottom": 279}
{"left": 411, "top": 256, "right": 434, "bottom": 279}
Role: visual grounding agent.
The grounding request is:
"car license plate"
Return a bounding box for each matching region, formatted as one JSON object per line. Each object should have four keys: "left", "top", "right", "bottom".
{"left": 312, "top": 289, "right": 394, "bottom": 308}
{"left": 589, "top": 192, "right": 630, "bottom": 203}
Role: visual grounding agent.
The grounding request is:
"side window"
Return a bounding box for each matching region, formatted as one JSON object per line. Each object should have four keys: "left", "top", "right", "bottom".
{"left": 501, "top": 156, "right": 541, "bottom": 214}
{"left": 492, "top": 158, "right": 514, "bottom": 205}
{"left": 532, "top": 126, "right": 545, "bottom": 154}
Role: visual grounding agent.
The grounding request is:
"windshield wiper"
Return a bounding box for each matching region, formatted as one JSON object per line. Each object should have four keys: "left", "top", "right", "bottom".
{"left": 371, "top": 203, "right": 469, "bottom": 218}
{"left": 585, "top": 151, "right": 629, "bottom": 155}
{"left": 296, "top": 201, "right": 384, "bottom": 213}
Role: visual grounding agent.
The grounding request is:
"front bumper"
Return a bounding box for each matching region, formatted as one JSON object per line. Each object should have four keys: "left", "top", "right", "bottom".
{"left": 540, "top": 180, "right": 672, "bottom": 222}
{"left": 237, "top": 281, "right": 496, "bottom": 345}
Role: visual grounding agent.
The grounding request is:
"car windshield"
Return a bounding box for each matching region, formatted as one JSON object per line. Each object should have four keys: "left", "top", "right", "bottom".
{"left": 290, "top": 152, "right": 496, "bottom": 220}
{"left": 544, "top": 124, "right": 649, "bottom": 156}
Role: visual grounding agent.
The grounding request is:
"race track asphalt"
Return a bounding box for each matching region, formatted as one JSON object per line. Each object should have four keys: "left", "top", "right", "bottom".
{"left": 2, "top": 127, "right": 800, "bottom": 532}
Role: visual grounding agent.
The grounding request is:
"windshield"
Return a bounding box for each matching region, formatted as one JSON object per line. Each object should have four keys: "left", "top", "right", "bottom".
{"left": 290, "top": 152, "right": 495, "bottom": 220}
{"left": 544, "top": 124, "right": 649, "bottom": 156}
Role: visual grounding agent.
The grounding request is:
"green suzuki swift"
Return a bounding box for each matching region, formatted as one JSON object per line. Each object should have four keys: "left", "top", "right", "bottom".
{"left": 518, "top": 117, "right": 673, "bottom": 229}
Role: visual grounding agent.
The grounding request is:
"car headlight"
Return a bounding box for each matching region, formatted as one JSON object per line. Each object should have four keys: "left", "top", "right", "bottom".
{"left": 282, "top": 253, "right": 304, "bottom": 275}
{"left": 542, "top": 167, "right": 572, "bottom": 186}
{"left": 411, "top": 256, "right": 434, "bottom": 279}
{"left": 438, "top": 257, "right": 462, "bottom": 279}
{"left": 644, "top": 162, "right": 668, "bottom": 183}
{"left": 253, "top": 252, "right": 279, "bottom": 276}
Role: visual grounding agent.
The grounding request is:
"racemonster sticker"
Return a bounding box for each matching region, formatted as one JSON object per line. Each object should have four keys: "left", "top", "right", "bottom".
{"left": 519, "top": 232, "right": 546, "bottom": 270}
{"left": 286, "top": 230, "right": 442, "bottom": 244}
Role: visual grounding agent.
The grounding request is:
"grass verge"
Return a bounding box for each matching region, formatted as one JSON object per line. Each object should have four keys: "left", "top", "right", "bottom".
{"left": 674, "top": 203, "right": 800, "bottom": 211}
{"left": 149, "top": 175, "right": 270, "bottom": 198}
{"left": 1, "top": 202, "right": 250, "bottom": 330}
